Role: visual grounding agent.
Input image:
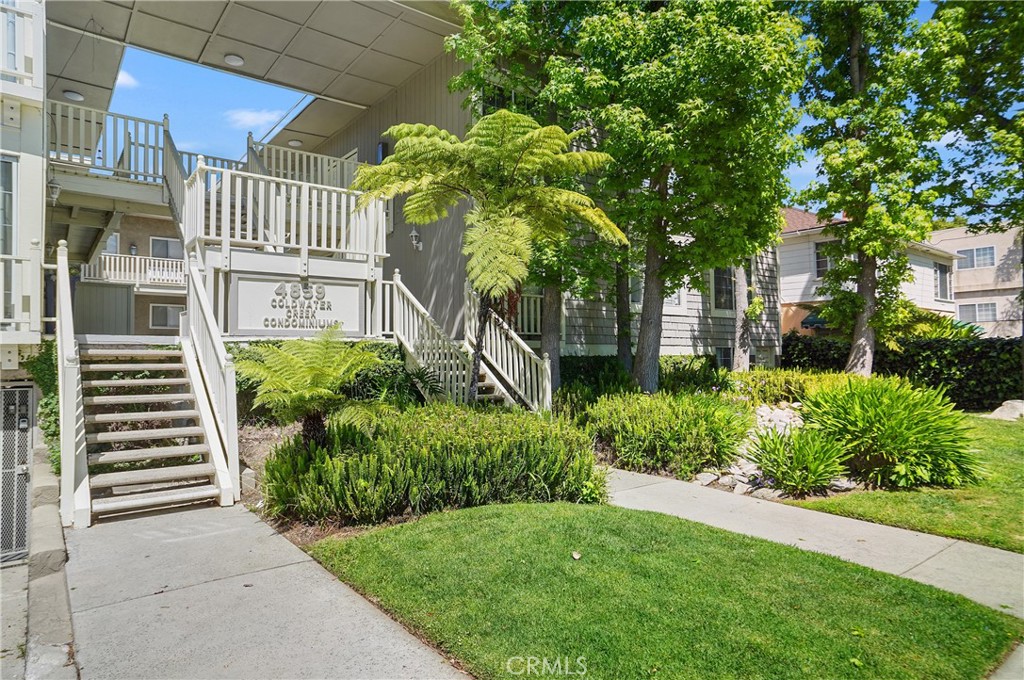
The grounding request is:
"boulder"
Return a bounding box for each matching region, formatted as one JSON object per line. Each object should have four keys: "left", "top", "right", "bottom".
{"left": 751, "top": 488, "right": 784, "bottom": 500}
{"left": 718, "top": 474, "right": 737, "bottom": 488}
{"left": 988, "top": 400, "right": 1024, "bottom": 421}
{"left": 733, "top": 482, "right": 752, "bottom": 495}
{"left": 829, "top": 477, "right": 857, "bottom": 492}
{"left": 695, "top": 472, "right": 719, "bottom": 486}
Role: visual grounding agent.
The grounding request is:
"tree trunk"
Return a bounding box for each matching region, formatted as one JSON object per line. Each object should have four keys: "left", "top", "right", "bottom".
{"left": 541, "top": 283, "right": 562, "bottom": 392}
{"left": 468, "top": 294, "right": 491, "bottom": 402}
{"left": 632, "top": 238, "right": 665, "bottom": 393}
{"left": 615, "top": 255, "right": 633, "bottom": 373}
{"left": 845, "top": 254, "right": 877, "bottom": 376}
{"left": 302, "top": 411, "right": 327, "bottom": 450}
{"left": 732, "top": 263, "right": 751, "bottom": 372}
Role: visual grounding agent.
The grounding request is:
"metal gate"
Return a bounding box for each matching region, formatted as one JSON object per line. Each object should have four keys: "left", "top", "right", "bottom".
{"left": 1, "top": 387, "right": 31, "bottom": 563}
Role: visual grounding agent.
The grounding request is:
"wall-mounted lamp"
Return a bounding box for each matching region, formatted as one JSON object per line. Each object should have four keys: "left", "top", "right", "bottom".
{"left": 47, "top": 179, "right": 61, "bottom": 205}
{"left": 409, "top": 226, "right": 423, "bottom": 251}
{"left": 128, "top": 243, "right": 139, "bottom": 256}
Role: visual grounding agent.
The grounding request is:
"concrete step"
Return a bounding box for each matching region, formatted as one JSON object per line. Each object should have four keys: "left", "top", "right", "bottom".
{"left": 80, "top": 348, "right": 182, "bottom": 359}
{"left": 86, "top": 426, "right": 204, "bottom": 445}
{"left": 91, "top": 484, "right": 220, "bottom": 515}
{"left": 84, "top": 393, "right": 193, "bottom": 406}
{"left": 80, "top": 363, "right": 186, "bottom": 372}
{"left": 476, "top": 392, "right": 505, "bottom": 402}
{"left": 83, "top": 377, "right": 190, "bottom": 389}
{"left": 90, "top": 463, "right": 216, "bottom": 489}
{"left": 85, "top": 410, "right": 200, "bottom": 425}
{"left": 88, "top": 443, "right": 209, "bottom": 466}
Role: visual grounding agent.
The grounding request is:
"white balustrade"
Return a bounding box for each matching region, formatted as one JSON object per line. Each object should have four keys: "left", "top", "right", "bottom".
{"left": 391, "top": 272, "right": 472, "bottom": 403}
{"left": 0, "top": 1, "right": 43, "bottom": 92}
{"left": 80, "top": 253, "right": 185, "bottom": 288}
{"left": 249, "top": 141, "right": 356, "bottom": 187}
{"left": 515, "top": 293, "right": 544, "bottom": 337}
{"left": 0, "top": 240, "right": 41, "bottom": 335}
{"left": 465, "top": 284, "right": 552, "bottom": 411}
{"left": 48, "top": 102, "right": 165, "bottom": 182}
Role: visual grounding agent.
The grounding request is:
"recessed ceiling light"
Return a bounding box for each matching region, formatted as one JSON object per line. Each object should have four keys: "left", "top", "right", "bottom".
{"left": 224, "top": 54, "right": 245, "bottom": 67}
{"left": 287, "top": 139, "right": 303, "bottom": 148}
{"left": 62, "top": 90, "right": 85, "bottom": 102}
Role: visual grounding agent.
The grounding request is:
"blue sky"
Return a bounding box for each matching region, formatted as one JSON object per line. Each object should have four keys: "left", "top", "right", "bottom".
{"left": 109, "top": 48, "right": 309, "bottom": 161}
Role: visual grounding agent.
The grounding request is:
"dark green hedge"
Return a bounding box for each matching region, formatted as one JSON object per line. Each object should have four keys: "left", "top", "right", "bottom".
{"left": 782, "top": 332, "right": 1023, "bottom": 411}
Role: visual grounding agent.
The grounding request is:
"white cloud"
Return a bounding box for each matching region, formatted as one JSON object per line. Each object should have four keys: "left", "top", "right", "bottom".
{"left": 116, "top": 70, "right": 139, "bottom": 88}
{"left": 224, "top": 108, "right": 285, "bottom": 132}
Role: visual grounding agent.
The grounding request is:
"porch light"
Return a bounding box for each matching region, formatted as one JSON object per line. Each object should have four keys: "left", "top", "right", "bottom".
{"left": 46, "top": 179, "right": 61, "bottom": 205}
{"left": 224, "top": 54, "right": 245, "bottom": 67}
{"left": 129, "top": 243, "right": 138, "bottom": 256}
{"left": 287, "top": 139, "right": 302, "bottom": 148}
{"left": 409, "top": 226, "right": 423, "bottom": 251}
{"left": 62, "top": 89, "right": 85, "bottom": 102}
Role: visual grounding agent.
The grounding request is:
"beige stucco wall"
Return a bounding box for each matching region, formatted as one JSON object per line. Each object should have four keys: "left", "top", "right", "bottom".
{"left": 133, "top": 292, "right": 185, "bottom": 336}
{"left": 111, "top": 215, "right": 181, "bottom": 257}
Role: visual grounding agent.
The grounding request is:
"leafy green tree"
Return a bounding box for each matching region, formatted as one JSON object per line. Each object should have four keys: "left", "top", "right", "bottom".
{"left": 545, "top": 0, "right": 804, "bottom": 391}
{"left": 793, "top": 1, "right": 963, "bottom": 375}
{"left": 235, "top": 327, "right": 382, "bottom": 449}
{"left": 353, "top": 109, "right": 623, "bottom": 400}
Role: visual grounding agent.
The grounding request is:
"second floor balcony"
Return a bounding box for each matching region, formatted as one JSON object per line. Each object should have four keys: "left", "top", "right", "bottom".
{"left": 79, "top": 253, "right": 185, "bottom": 293}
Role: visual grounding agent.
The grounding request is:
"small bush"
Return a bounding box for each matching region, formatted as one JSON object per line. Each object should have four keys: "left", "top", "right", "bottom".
{"left": 748, "top": 428, "right": 849, "bottom": 497}
{"left": 584, "top": 392, "right": 752, "bottom": 479}
{"left": 659, "top": 354, "right": 733, "bottom": 394}
{"left": 262, "top": 404, "right": 604, "bottom": 524}
{"left": 732, "top": 369, "right": 864, "bottom": 406}
{"left": 803, "top": 378, "right": 981, "bottom": 488}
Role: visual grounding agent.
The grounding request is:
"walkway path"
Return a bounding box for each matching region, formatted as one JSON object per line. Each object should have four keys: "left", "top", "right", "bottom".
{"left": 64, "top": 505, "right": 464, "bottom": 680}
{"left": 608, "top": 469, "right": 1024, "bottom": 619}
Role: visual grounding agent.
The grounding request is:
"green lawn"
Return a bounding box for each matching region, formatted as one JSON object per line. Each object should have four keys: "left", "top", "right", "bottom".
{"left": 311, "top": 503, "right": 1021, "bottom": 680}
{"left": 795, "top": 415, "right": 1024, "bottom": 553}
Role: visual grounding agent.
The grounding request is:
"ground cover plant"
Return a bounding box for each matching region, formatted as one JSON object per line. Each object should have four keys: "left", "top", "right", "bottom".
{"left": 311, "top": 503, "right": 1022, "bottom": 680}
{"left": 262, "top": 404, "right": 603, "bottom": 524}
{"left": 748, "top": 428, "right": 849, "bottom": 496}
{"left": 796, "top": 415, "right": 1024, "bottom": 552}
{"left": 584, "top": 392, "right": 751, "bottom": 479}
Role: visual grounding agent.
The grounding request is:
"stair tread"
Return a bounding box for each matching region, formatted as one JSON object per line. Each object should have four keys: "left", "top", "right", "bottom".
{"left": 83, "top": 377, "right": 190, "bottom": 388}
{"left": 81, "top": 363, "right": 186, "bottom": 372}
{"left": 91, "top": 484, "right": 220, "bottom": 514}
{"left": 89, "top": 444, "right": 209, "bottom": 465}
{"left": 86, "top": 410, "right": 200, "bottom": 424}
{"left": 90, "top": 463, "right": 216, "bottom": 489}
{"left": 80, "top": 348, "right": 182, "bottom": 358}
{"left": 86, "top": 426, "right": 204, "bottom": 444}
{"left": 84, "top": 393, "right": 194, "bottom": 406}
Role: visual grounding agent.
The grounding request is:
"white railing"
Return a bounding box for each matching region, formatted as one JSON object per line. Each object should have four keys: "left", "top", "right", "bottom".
{"left": 55, "top": 241, "right": 90, "bottom": 527}
{"left": 48, "top": 102, "right": 164, "bottom": 182}
{"left": 380, "top": 280, "right": 394, "bottom": 337}
{"left": 392, "top": 271, "right": 472, "bottom": 403}
{"left": 465, "top": 283, "right": 552, "bottom": 412}
{"left": 0, "top": 240, "right": 41, "bottom": 335}
{"left": 184, "top": 159, "right": 387, "bottom": 264}
{"left": 249, "top": 139, "right": 356, "bottom": 188}
{"left": 0, "top": 1, "right": 44, "bottom": 92}
{"left": 163, "top": 127, "right": 187, "bottom": 224}
{"left": 185, "top": 255, "right": 238, "bottom": 500}
{"left": 516, "top": 293, "right": 543, "bottom": 337}
{"left": 80, "top": 253, "right": 186, "bottom": 288}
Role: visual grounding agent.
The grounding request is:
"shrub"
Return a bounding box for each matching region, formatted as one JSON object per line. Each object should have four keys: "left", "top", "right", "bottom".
{"left": 803, "top": 378, "right": 981, "bottom": 488}
{"left": 584, "top": 393, "right": 752, "bottom": 479}
{"left": 262, "top": 403, "right": 604, "bottom": 524}
{"left": 782, "top": 332, "right": 1023, "bottom": 411}
{"left": 732, "top": 369, "right": 864, "bottom": 406}
{"left": 659, "top": 354, "right": 733, "bottom": 394}
{"left": 22, "top": 341, "right": 60, "bottom": 472}
{"left": 21, "top": 340, "right": 58, "bottom": 396}
{"left": 747, "top": 428, "right": 849, "bottom": 496}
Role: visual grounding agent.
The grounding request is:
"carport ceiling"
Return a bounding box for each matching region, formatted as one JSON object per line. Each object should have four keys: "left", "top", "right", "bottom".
{"left": 46, "top": 1, "right": 460, "bottom": 140}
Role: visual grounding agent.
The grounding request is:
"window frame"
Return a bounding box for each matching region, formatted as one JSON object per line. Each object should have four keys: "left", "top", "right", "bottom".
{"left": 956, "top": 246, "right": 996, "bottom": 270}
{"left": 149, "top": 303, "right": 185, "bottom": 330}
{"left": 149, "top": 236, "right": 184, "bottom": 260}
{"left": 814, "top": 240, "right": 836, "bottom": 279}
{"left": 933, "top": 262, "right": 952, "bottom": 302}
{"left": 1, "top": 154, "right": 17, "bottom": 257}
{"left": 714, "top": 346, "right": 733, "bottom": 369}
{"left": 103, "top": 233, "right": 120, "bottom": 255}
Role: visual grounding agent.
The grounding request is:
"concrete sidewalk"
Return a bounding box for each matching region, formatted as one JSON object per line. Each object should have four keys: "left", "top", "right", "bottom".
{"left": 608, "top": 469, "right": 1024, "bottom": 619}
{"left": 64, "top": 505, "right": 464, "bottom": 680}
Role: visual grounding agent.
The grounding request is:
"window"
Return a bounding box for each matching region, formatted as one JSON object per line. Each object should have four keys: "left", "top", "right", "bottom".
{"left": 958, "top": 303, "right": 997, "bottom": 323}
{"left": 0, "top": 155, "right": 14, "bottom": 257}
{"left": 933, "top": 263, "right": 952, "bottom": 301}
{"left": 713, "top": 268, "right": 734, "bottom": 311}
{"left": 150, "top": 237, "right": 183, "bottom": 260}
{"left": 956, "top": 246, "right": 995, "bottom": 270}
{"left": 103, "top": 233, "right": 119, "bottom": 254}
{"left": 814, "top": 241, "right": 836, "bottom": 278}
{"left": 715, "top": 346, "right": 733, "bottom": 369}
{"left": 150, "top": 304, "right": 185, "bottom": 330}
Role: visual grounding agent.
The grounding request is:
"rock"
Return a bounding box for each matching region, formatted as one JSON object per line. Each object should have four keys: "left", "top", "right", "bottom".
{"left": 791, "top": 402, "right": 802, "bottom": 409}
{"left": 988, "top": 400, "right": 1024, "bottom": 421}
{"left": 718, "top": 475, "right": 736, "bottom": 488}
{"left": 751, "top": 488, "right": 784, "bottom": 500}
{"left": 733, "top": 482, "right": 752, "bottom": 495}
{"left": 829, "top": 477, "right": 857, "bottom": 492}
{"left": 733, "top": 474, "right": 749, "bottom": 484}
{"left": 240, "top": 465, "right": 258, "bottom": 494}
{"left": 695, "top": 472, "right": 719, "bottom": 486}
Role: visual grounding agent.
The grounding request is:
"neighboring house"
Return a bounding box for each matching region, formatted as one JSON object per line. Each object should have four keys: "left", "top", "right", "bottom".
{"left": 928, "top": 226, "right": 1023, "bottom": 338}
{"left": 778, "top": 207, "right": 958, "bottom": 334}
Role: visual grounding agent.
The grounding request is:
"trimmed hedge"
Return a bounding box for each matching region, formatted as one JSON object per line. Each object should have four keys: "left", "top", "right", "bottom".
{"left": 262, "top": 404, "right": 604, "bottom": 524}
{"left": 782, "top": 332, "right": 1023, "bottom": 410}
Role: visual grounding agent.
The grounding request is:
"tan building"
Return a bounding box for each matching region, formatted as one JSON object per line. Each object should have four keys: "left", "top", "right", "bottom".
{"left": 929, "top": 226, "right": 1023, "bottom": 337}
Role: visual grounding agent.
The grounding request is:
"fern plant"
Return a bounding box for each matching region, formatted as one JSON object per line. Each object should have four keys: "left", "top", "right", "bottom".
{"left": 234, "top": 326, "right": 382, "bottom": 449}
{"left": 354, "top": 109, "right": 625, "bottom": 399}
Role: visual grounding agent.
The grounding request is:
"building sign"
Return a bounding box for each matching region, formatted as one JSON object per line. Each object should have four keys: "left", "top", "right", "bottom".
{"left": 230, "top": 275, "right": 363, "bottom": 336}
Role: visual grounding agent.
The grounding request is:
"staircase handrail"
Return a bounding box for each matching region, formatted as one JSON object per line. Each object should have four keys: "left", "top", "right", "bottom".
{"left": 465, "top": 283, "right": 552, "bottom": 411}
{"left": 184, "top": 255, "right": 239, "bottom": 500}
{"left": 55, "top": 241, "right": 91, "bottom": 527}
{"left": 162, "top": 124, "right": 189, "bottom": 226}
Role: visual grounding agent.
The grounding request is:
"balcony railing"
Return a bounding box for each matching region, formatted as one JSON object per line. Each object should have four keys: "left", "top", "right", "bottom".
{"left": 79, "top": 253, "right": 186, "bottom": 289}
{"left": 0, "top": 1, "right": 44, "bottom": 94}
{"left": 0, "top": 245, "right": 42, "bottom": 336}
{"left": 48, "top": 102, "right": 165, "bottom": 183}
